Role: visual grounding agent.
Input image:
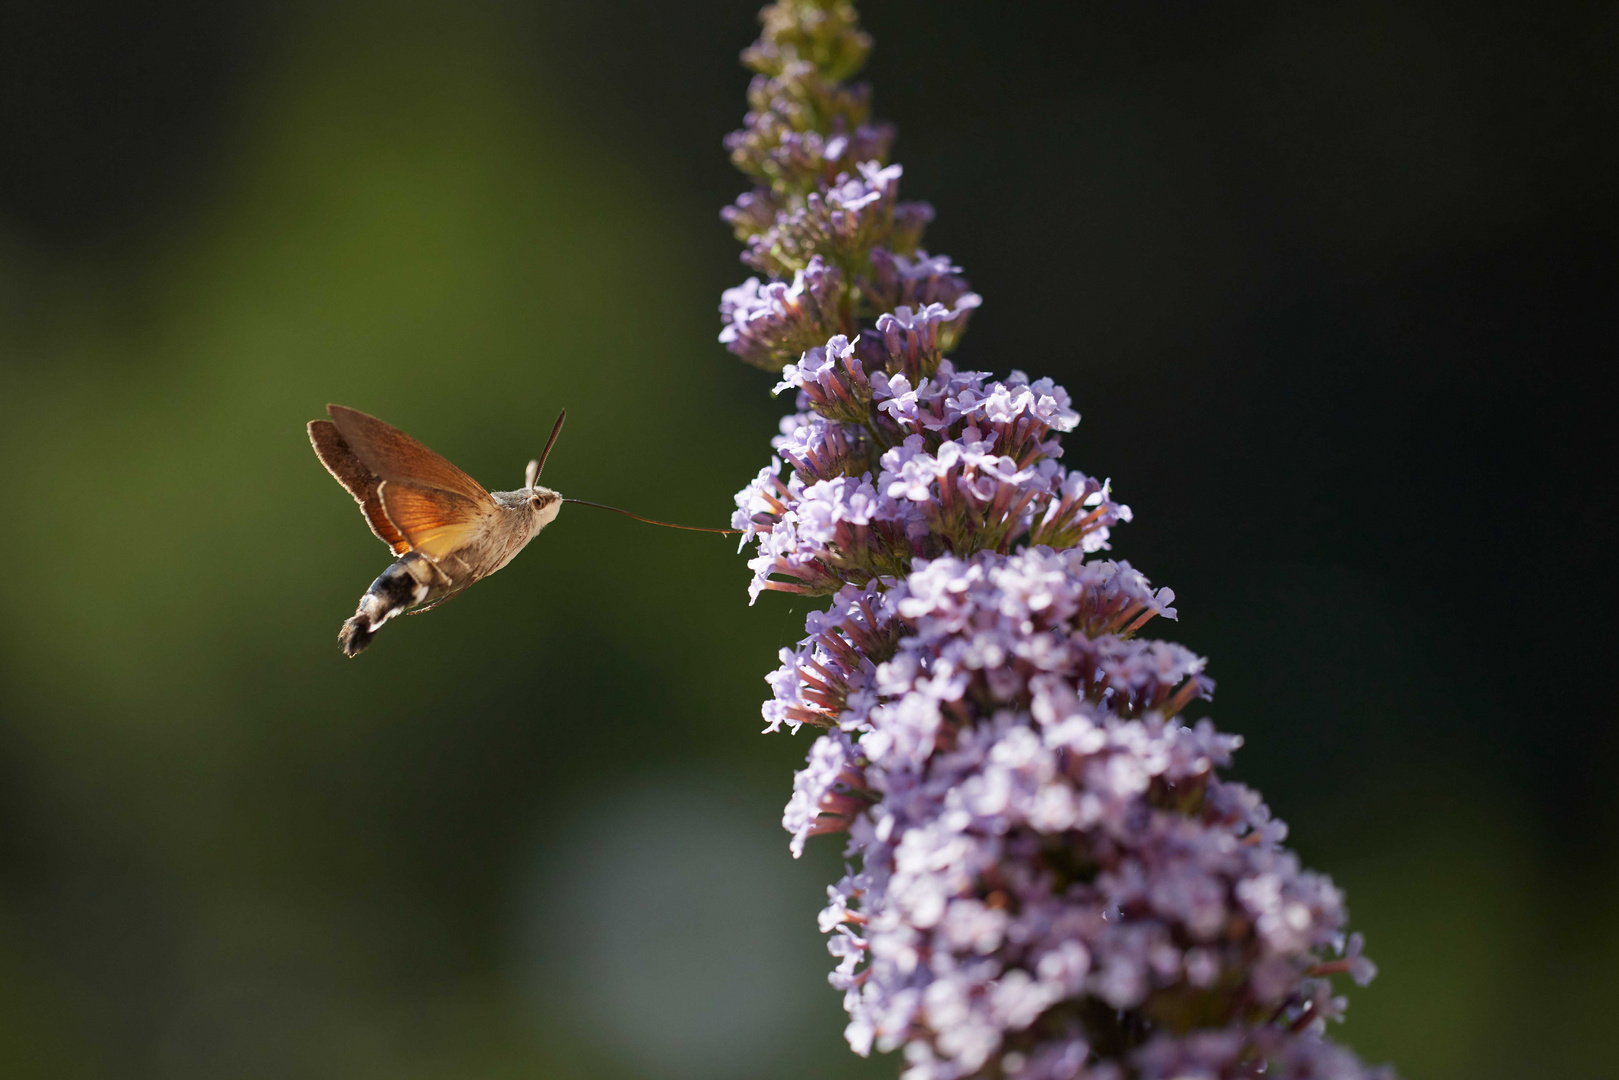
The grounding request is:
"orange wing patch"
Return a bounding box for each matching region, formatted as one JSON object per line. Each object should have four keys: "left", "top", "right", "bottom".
{"left": 325, "top": 405, "right": 492, "bottom": 504}
{"left": 308, "top": 419, "right": 410, "bottom": 554}
{"left": 379, "top": 481, "right": 489, "bottom": 561}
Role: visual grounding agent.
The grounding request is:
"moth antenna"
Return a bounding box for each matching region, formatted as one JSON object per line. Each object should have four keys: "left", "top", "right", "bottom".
{"left": 563, "top": 498, "right": 740, "bottom": 535}
{"left": 533, "top": 409, "right": 566, "bottom": 482}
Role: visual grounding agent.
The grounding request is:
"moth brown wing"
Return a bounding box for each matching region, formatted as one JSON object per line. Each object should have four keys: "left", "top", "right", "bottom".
{"left": 308, "top": 419, "right": 410, "bottom": 554}
{"left": 378, "top": 480, "right": 491, "bottom": 561}
{"left": 325, "top": 405, "right": 492, "bottom": 504}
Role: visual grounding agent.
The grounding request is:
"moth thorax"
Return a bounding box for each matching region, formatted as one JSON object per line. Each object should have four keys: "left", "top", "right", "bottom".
{"left": 494, "top": 486, "right": 562, "bottom": 532}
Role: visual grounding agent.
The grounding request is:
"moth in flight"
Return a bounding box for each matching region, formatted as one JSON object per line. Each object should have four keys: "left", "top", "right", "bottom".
{"left": 309, "top": 405, "right": 730, "bottom": 656}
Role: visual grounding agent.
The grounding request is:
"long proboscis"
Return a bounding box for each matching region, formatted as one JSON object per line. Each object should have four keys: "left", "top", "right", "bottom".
{"left": 563, "top": 498, "right": 740, "bottom": 535}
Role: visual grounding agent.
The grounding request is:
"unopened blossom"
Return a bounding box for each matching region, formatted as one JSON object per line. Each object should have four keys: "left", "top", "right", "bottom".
{"left": 718, "top": 4, "right": 1393, "bottom": 1079}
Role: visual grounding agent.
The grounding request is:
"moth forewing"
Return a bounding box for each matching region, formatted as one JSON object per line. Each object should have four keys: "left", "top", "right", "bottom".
{"left": 325, "top": 404, "right": 490, "bottom": 502}
{"left": 308, "top": 419, "right": 409, "bottom": 553}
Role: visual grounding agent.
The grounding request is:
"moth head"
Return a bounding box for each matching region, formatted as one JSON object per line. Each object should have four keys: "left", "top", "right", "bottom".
{"left": 525, "top": 484, "right": 562, "bottom": 533}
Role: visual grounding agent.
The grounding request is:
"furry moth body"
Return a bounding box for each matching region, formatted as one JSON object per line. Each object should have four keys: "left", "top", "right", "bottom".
{"left": 309, "top": 405, "right": 565, "bottom": 657}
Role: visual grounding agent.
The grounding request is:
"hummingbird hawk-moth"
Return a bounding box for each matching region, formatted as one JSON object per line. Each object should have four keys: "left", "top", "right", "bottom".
{"left": 308, "top": 405, "right": 568, "bottom": 656}
{"left": 309, "top": 405, "right": 733, "bottom": 657}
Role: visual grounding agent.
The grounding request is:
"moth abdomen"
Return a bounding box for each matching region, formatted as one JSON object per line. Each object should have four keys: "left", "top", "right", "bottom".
{"left": 339, "top": 553, "right": 441, "bottom": 657}
{"left": 338, "top": 614, "right": 380, "bottom": 657}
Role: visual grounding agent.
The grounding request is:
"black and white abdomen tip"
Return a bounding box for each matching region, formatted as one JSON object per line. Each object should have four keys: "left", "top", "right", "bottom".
{"left": 338, "top": 558, "right": 431, "bottom": 657}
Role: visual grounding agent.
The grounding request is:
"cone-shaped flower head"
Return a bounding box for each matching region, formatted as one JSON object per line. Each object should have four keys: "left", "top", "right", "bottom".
{"left": 719, "top": 4, "right": 1392, "bottom": 1078}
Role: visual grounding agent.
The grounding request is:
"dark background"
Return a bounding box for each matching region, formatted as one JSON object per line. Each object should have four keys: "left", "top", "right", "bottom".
{"left": 1, "top": 1, "right": 1613, "bottom": 1077}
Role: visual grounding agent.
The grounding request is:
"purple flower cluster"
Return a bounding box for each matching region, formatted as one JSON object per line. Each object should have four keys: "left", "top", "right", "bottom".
{"left": 770, "top": 553, "right": 1376, "bottom": 1079}
{"left": 719, "top": 4, "right": 1391, "bottom": 1078}
{"left": 733, "top": 344, "right": 1119, "bottom": 604}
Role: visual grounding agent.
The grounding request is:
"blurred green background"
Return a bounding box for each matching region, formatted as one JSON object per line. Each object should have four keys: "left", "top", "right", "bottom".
{"left": 0, "top": 1, "right": 1613, "bottom": 1077}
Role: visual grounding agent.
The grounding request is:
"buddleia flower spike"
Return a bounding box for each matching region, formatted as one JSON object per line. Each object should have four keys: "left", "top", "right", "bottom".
{"left": 716, "top": 4, "right": 1395, "bottom": 1078}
